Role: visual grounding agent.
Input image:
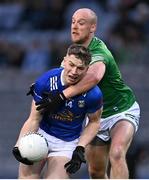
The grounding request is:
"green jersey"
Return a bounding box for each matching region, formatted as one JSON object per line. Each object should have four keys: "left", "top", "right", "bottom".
{"left": 88, "top": 37, "right": 136, "bottom": 118}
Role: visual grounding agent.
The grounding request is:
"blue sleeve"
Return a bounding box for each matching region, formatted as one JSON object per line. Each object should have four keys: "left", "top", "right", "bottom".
{"left": 32, "top": 73, "right": 50, "bottom": 103}
{"left": 86, "top": 86, "right": 103, "bottom": 113}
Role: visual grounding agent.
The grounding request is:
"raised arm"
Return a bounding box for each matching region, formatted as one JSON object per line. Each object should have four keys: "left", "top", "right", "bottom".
{"left": 35, "top": 62, "right": 105, "bottom": 114}
{"left": 63, "top": 61, "right": 105, "bottom": 98}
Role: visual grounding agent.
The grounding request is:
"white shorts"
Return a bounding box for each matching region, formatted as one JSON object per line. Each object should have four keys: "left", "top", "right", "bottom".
{"left": 97, "top": 101, "right": 140, "bottom": 142}
{"left": 38, "top": 128, "right": 78, "bottom": 159}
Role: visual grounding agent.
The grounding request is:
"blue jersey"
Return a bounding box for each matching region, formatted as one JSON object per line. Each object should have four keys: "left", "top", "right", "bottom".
{"left": 33, "top": 68, "right": 103, "bottom": 141}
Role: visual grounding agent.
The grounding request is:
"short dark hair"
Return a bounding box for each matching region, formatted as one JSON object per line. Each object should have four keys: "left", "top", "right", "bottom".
{"left": 67, "top": 44, "right": 91, "bottom": 66}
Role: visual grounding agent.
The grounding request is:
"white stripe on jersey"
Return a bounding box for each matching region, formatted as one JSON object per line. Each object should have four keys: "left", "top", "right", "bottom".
{"left": 50, "top": 76, "right": 58, "bottom": 91}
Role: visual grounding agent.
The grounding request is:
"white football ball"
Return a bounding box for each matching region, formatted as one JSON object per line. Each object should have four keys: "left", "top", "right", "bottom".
{"left": 19, "top": 132, "right": 48, "bottom": 162}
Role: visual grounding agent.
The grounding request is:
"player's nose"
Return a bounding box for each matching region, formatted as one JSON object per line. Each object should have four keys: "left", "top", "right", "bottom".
{"left": 71, "top": 67, "right": 78, "bottom": 75}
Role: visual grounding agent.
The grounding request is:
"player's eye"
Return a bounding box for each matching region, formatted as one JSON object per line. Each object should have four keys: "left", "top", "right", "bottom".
{"left": 72, "top": 20, "right": 75, "bottom": 24}
{"left": 78, "top": 67, "right": 85, "bottom": 71}
{"left": 69, "top": 62, "right": 75, "bottom": 67}
{"left": 78, "top": 20, "right": 86, "bottom": 25}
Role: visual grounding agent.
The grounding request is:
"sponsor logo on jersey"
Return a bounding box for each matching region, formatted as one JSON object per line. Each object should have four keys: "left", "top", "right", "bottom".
{"left": 50, "top": 110, "right": 81, "bottom": 121}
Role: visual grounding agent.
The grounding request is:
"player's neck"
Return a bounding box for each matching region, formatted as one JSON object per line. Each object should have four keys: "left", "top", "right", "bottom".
{"left": 82, "top": 34, "right": 94, "bottom": 48}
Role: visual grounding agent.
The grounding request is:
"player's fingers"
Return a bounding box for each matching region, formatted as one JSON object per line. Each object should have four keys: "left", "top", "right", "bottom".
{"left": 42, "top": 92, "right": 51, "bottom": 97}
{"left": 35, "top": 100, "right": 46, "bottom": 106}
{"left": 71, "top": 164, "right": 80, "bottom": 173}
{"left": 66, "top": 164, "right": 78, "bottom": 174}
{"left": 36, "top": 102, "right": 48, "bottom": 110}
{"left": 81, "top": 157, "right": 86, "bottom": 163}
{"left": 39, "top": 109, "right": 48, "bottom": 115}
{"left": 22, "top": 158, "right": 33, "bottom": 165}
{"left": 36, "top": 105, "right": 43, "bottom": 111}
{"left": 64, "top": 161, "right": 71, "bottom": 168}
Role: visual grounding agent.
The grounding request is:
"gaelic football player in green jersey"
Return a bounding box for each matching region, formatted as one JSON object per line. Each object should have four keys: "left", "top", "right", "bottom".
{"left": 36, "top": 8, "right": 140, "bottom": 179}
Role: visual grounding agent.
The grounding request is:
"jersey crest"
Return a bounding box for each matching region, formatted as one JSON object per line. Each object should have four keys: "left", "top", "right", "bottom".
{"left": 78, "top": 100, "right": 85, "bottom": 108}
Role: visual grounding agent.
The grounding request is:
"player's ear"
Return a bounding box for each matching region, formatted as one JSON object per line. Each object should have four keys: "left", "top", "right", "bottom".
{"left": 90, "top": 24, "right": 96, "bottom": 33}
{"left": 62, "top": 56, "right": 67, "bottom": 67}
{"left": 63, "top": 56, "right": 66, "bottom": 61}
{"left": 63, "top": 56, "right": 69, "bottom": 62}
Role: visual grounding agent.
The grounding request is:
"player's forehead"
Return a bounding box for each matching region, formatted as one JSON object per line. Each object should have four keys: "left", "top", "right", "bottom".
{"left": 72, "top": 9, "right": 91, "bottom": 21}
{"left": 66, "top": 54, "right": 85, "bottom": 67}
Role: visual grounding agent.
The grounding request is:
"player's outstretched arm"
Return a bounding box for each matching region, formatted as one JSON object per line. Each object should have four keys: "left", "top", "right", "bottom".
{"left": 36, "top": 62, "right": 105, "bottom": 113}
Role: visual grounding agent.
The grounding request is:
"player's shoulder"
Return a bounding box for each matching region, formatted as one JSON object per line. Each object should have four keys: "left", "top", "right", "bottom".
{"left": 35, "top": 67, "right": 63, "bottom": 91}
{"left": 36, "top": 68, "right": 63, "bottom": 83}
{"left": 87, "top": 85, "right": 103, "bottom": 99}
{"left": 89, "top": 36, "right": 104, "bottom": 49}
{"left": 85, "top": 86, "right": 103, "bottom": 108}
{"left": 89, "top": 37, "right": 115, "bottom": 65}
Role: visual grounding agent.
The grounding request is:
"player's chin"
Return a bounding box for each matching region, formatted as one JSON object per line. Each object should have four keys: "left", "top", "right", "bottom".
{"left": 68, "top": 79, "right": 79, "bottom": 85}
{"left": 71, "top": 35, "right": 80, "bottom": 43}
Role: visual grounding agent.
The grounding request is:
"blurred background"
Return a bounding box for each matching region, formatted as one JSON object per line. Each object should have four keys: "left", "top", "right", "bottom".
{"left": 0, "top": 0, "right": 149, "bottom": 178}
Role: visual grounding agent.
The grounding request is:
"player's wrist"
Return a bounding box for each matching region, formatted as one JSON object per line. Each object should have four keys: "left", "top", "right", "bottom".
{"left": 75, "top": 146, "right": 85, "bottom": 153}
{"left": 59, "top": 92, "right": 67, "bottom": 100}
{"left": 62, "top": 88, "right": 72, "bottom": 99}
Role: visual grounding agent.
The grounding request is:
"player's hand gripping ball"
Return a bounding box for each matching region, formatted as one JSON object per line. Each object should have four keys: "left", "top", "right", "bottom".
{"left": 18, "top": 132, "right": 49, "bottom": 162}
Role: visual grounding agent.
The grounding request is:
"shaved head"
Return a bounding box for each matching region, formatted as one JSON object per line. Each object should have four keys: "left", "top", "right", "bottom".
{"left": 73, "top": 8, "right": 97, "bottom": 24}
{"left": 71, "top": 8, "right": 97, "bottom": 46}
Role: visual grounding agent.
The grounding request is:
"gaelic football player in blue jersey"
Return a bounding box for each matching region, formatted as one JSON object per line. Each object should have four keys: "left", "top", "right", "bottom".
{"left": 12, "top": 44, "right": 103, "bottom": 179}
